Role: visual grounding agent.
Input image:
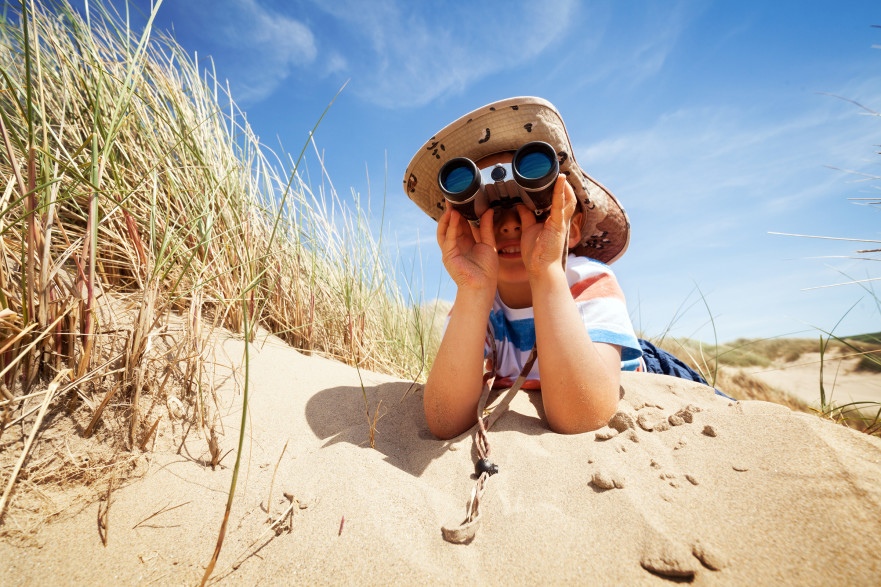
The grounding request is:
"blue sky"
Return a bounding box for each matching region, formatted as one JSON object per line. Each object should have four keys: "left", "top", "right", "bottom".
{"left": 125, "top": 0, "right": 881, "bottom": 342}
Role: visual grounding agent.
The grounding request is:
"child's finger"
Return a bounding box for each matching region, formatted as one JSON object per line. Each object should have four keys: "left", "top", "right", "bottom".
{"left": 477, "top": 208, "right": 496, "bottom": 249}
{"left": 516, "top": 204, "right": 537, "bottom": 231}
{"left": 469, "top": 221, "right": 481, "bottom": 244}
{"left": 444, "top": 208, "right": 463, "bottom": 250}
{"left": 436, "top": 205, "right": 453, "bottom": 248}
{"left": 546, "top": 175, "right": 570, "bottom": 229}
{"left": 562, "top": 178, "right": 576, "bottom": 218}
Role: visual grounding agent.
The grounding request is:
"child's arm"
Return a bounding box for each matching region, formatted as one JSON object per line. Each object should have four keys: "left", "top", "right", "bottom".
{"left": 518, "top": 177, "right": 622, "bottom": 434}
{"left": 423, "top": 206, "right": 498, "bottom": 439}
{"left": 530, "top": 268, "right": 622, "bottom": 433}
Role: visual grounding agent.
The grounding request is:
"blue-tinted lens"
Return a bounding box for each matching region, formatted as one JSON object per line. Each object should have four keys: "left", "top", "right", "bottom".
{"left": 442, "top": 166, "right": 475, "bottom": 193}
{"left": 516, "top": 151, "right": 554, "bottom": 179}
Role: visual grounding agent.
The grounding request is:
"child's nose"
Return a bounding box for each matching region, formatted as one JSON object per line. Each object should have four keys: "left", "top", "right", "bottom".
{"left": 494, "top": 207, "right": 521, "bottom": 235}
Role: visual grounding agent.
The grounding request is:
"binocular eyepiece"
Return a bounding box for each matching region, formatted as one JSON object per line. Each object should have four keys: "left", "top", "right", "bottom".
{"left": 437, "top": 141, "right": 560, "bottom": 222}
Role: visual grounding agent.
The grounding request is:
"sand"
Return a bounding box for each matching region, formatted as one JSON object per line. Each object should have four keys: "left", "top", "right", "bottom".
{"left": 2, "top": 332, "right": 881, "bottom": 584}
{"left": 748, "top": 352, "right": 881, "bottom": 409}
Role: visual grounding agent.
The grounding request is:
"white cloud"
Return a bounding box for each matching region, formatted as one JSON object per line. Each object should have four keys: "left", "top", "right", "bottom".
{"left": 170, "top": 0, "right": 317, "bottom": 104}
{"left": 573, "top": 81, "right": 881, "bottom": 341}
{"left": 564, "top": 0, "right": 702, "bottom": 91}
{"left": 577, "top": 94, "right": 881, "bottom": 220}
{"left": 306, "top": 0, "right": 577, "bottom": 108}
{"left": 326, "top": 52, "right": 348, "bottom": 75}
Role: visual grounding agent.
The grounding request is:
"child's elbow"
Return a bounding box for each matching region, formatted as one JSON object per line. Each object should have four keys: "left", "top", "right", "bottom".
{"left": 548, "top": 414, "right": 613, "bottom": 435}
{"left": 423, "top": 390, "right": 473, "bottom": 440}
{"left": 425, "top": 412, "right": 472, "bottom": 440}
{"left": 548, "top": 395, "right": 619, "bottom": 435}
{"left": 427, "top": 422, "right": 460, "bottom": 440}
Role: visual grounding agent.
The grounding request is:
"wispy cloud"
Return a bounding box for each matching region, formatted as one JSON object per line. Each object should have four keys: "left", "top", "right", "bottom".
{"left": 167, "top": 0, "right": 317, "bottom": 104}
{"left": 577, "top": 91, "right": 881, "bottom": 223}
{"left": 582, "top": 81, "right": 881, "bottom": 340}
{"left": 306, "top": 0, "right": 577, "bottom": 108}
{"left": 564, "top": 0, "right": 702, "bottom": 91}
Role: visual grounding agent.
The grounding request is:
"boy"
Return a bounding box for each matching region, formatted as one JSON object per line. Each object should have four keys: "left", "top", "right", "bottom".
{"left": 404, "top": 97, "right": 646, "bottom": 439}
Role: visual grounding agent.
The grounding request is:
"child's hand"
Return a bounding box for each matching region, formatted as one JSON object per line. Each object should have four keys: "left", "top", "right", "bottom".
{"left": 517, "top": 174, "right": 577, "bottom": 278}
{"left": 437, "top": 204, "right": 498, "bottom": 293}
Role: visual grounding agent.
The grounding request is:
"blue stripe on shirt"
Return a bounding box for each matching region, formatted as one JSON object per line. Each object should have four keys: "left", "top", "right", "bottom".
{"left": 489, "top": 309, "right": 535, "bottom": 352}
{"left": 586, "top": 328, "right": 642, "bottom": 361}
{"left": 621, "top": 358, "right": 641, "bottom": 371}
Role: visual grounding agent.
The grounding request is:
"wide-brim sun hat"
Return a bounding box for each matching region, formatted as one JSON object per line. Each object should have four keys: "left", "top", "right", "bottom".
{"left": 403, "top": 96, "right": 630, "bottom": 265}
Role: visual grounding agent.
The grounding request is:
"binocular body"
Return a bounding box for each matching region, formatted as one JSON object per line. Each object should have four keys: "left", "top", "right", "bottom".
{"left": 437, "top": 141, "right": 560, "bottom": 222}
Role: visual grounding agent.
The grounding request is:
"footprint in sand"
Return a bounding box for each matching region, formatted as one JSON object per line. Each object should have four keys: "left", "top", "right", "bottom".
{"left": 590, "top": 470, "right": 626, "bottom": 490}
{"left": 639, "top": 521, "right": 730, "bottom": 579}
{"left": 594, "top": 405, "right": 729, "bottom": 579}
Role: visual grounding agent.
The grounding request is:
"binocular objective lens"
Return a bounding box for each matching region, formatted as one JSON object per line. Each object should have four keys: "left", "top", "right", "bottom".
{"left": 515, "top": 151, "right": 554, "bottom": 180}
{"left": 441, "top": 165, "right": 475, "bottom": 194}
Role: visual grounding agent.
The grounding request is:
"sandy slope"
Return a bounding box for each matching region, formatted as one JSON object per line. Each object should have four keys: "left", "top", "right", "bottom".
{"left": 747, "top": 352, "right": 881, "bottom": 408}
{"left": 2, "top": 333, "right": 881, "bottom": 584}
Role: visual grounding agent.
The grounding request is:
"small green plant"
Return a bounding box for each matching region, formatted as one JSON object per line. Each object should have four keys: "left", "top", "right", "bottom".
{"left": 811, "top": 331, "right": 881, "bottom": 436}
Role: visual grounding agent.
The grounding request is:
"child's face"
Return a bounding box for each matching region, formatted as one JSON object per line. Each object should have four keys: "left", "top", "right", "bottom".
{"left": 473, "top": 151, "right": 583, "bottom": 299}
{"left": 474, "top": 151, "right": 537, "bottom": 288}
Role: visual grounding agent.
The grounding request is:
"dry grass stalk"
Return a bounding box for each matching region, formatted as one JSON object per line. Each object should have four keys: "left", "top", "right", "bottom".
{"left": 0, "top": 384, "right": 13, "bottom": 441}
{"left": 138, "top": 415, "right": 161, "bottom": 452}
{"left": 96, "top": 475, "right": 113, "bottom": 547}
{"left": 0, "top": 0, "right": 438, "bottom": 547}
{"left": 0, "top": 369, "right": 70, "bottom": 522}
{"left": 263, "top": 439, "right": 288, "bottom": 516}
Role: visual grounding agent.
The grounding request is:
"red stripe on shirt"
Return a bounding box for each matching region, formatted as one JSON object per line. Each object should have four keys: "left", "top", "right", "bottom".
{"left": 570, "top": 272, "right": 625, "bottom": 302}
{"left": 492, "top": 377, "right": 541, "bottom": 390}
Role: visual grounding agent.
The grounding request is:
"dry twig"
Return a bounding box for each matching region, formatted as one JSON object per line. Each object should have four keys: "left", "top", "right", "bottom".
{"left": 0, "top": 369, "right": 71, "bottom": 522}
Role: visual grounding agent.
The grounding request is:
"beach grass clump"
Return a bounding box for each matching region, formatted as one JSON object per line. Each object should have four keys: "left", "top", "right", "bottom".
{"left": 0, "top": 0, "right": 434, "bottom": 530}
{"left": 653, "top": 334, "right": 881, "bottom": 435}
{"left": 657, "top": 335, "right": 878, "bottom": 371}
{"left": 768, "top": 79, "right": 881, "bottom": 435}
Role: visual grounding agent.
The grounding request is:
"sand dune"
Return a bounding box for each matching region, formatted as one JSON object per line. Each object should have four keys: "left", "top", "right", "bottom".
{"left": 2, "top": 332, "right": 881, "bottom": 584}
{"left": 747, "top": 352, "right": 881, "bottom": 409}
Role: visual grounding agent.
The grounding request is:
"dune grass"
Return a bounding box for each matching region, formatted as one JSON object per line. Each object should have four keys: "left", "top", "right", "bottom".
{"left": 655, "top": 332, "right": 881, "bottom": 435}
{"left": 764, "top": 85, "right": 881, "bottom": 434}
{"left": 0, "top": 0, "right": 438, "bottom": 547}
{"left": 658, "top": 335, "right": 880, "bottom": 370}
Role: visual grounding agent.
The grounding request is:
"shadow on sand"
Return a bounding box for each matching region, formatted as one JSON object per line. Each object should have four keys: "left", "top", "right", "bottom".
{"left": 304, "top": 381, "right": 552, "bottom": 478}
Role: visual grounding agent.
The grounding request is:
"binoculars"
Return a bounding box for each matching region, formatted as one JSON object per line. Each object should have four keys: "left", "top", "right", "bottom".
{"left": 437, "top": 141, "right": 560, "bottom": 222}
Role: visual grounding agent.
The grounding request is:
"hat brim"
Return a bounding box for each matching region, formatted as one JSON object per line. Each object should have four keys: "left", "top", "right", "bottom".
{"left": 404, "top": 96, "right": 630, "bottom": 265}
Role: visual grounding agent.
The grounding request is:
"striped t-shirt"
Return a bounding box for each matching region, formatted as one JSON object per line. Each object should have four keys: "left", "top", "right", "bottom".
{"left": 484, "top": 254, "right": 642, "bottom": 390}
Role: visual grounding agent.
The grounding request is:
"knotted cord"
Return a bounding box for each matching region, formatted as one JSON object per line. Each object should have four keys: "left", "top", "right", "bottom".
{"left": 440, "top": 344, "right": 536, "bottom": 544}
{"left": 440, "top": 210, "right": 571, "bottom": 544}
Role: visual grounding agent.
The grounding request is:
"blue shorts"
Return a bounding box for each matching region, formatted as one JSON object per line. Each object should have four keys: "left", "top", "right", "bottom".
{"left": 637, "top": 339, "right": 734, "bottom": 400}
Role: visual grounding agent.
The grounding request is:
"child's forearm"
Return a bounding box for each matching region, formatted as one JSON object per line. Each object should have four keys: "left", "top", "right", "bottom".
{"left": 530, "top": 266, "right": 621, "bottom": 434}
{"left": 424, "top": 287, "right": 495, "bottom": 439}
